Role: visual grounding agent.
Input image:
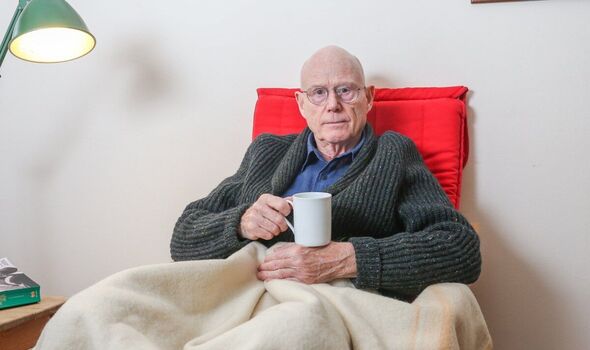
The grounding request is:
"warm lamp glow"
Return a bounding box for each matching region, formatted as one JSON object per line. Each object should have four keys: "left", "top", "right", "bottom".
{"left": 0, "top": 0, "right": 96, "bottom": 71}
{"left": 10, "top": 27, "right": 95, "bottom": 63}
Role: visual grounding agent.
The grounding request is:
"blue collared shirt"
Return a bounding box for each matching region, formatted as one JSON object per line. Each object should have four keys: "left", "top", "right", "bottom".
{"left": 282, "top": 131, "right": 365, "bottom": 197}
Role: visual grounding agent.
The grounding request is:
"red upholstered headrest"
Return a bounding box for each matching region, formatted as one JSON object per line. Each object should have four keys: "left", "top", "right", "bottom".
{"left": 252, "top": 86, "right": 469, "bottom": 209}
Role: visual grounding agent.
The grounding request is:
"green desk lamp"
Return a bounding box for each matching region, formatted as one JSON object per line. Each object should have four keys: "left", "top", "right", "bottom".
{"left": 0, "top": 0, "right": 95, "bottom": 74}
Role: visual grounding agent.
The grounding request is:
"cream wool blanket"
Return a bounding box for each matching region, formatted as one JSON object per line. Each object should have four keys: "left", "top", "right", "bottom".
{"left": 35, "top": 243, "right": 492, "bottom": 350}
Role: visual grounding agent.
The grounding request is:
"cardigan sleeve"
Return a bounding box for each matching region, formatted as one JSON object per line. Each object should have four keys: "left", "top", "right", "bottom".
{"left": 349, "top": 136, "right": 481, "bottom": 299}
{"left": 170, "top": 143, "right": 256, "bottom": 261}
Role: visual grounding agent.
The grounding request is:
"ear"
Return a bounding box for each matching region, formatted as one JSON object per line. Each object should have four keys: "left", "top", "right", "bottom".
{"left": 295, "top": 91, "right": 308, "bottom": 119}
{"left": 365, "top": 85, "right": 375, "bottom": 110}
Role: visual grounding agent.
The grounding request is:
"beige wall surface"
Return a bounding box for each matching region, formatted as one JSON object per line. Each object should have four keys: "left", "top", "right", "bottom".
{"left": 1, "top": 0, "right": 589, "bottom": 349}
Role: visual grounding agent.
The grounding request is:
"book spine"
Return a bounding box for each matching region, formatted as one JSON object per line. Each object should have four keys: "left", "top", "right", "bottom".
{"left": 0, "top": 286, "right": 41, "bottom": 309}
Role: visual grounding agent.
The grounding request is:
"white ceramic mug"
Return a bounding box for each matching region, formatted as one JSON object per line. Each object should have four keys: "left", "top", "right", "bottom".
{"left": 285, "top": 192, "right": 332, "bottom": 247}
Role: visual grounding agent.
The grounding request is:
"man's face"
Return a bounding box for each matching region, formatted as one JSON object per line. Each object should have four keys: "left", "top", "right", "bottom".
{"left": 296, "top": 58, "right": 374, "bottom": 146}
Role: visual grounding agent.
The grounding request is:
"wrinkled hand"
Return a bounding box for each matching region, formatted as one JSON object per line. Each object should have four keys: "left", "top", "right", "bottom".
{"left": 239, "top": 194, "right": 292, "bottom": 241}
{"left": 257, "top": 242, "right": 357, "bottom": 284}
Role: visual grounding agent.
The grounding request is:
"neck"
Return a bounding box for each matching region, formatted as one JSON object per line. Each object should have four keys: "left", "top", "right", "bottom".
{"left": 314, "top": 133, "right": 362, "bottom": 162}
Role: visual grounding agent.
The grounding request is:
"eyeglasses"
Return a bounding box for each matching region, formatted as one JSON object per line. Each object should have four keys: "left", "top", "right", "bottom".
{"left": 301, "top": 85, "right": 365, "bottom": 106}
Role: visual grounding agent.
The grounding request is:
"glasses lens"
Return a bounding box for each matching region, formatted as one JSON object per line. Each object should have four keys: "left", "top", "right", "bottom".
{"left": 308, "top": 87, "right": 328, "bottom": 105}
{"left": 336, "top": 86, "right": 358, "bottom": 103}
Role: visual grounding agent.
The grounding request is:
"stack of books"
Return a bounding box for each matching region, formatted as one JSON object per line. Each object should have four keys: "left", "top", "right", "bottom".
{"left": 0, "top": 257, "right": 40, "bottom": 309}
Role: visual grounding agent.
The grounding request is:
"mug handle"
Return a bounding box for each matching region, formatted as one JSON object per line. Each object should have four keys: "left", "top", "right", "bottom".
{"left": 285, "top": 200, "right": 295, "bottom": 233}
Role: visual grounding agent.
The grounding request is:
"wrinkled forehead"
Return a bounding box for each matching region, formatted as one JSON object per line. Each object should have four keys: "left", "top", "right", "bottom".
{"left": 300, "top": 56, "right": 365, "bottom": 89}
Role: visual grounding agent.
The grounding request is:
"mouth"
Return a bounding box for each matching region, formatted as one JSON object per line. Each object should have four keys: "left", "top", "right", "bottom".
{"left": 323, "top": 120, "right": 348, "bottom": 125}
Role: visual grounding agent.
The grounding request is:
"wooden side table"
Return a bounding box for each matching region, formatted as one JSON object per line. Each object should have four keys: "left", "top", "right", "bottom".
{"left": 0, "top": 296, "right": 66, "bottom": 350}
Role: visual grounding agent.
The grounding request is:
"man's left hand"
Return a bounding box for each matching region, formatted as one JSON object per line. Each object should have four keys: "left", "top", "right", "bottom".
{"left": 257, "top": 242, "right": 357, "bottom": 284}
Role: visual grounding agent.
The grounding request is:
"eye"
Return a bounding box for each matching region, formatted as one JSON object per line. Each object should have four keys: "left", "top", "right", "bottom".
{"left": 311, "top": 87, "right": 328, "bottom": 97}
{"left": 336, "top": 86, "right": 352, "bottom": 96}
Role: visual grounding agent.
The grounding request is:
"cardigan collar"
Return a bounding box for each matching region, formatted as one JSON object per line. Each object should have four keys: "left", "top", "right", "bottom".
{"left": 271, "top": 124, "right": 378, "bottom": 196}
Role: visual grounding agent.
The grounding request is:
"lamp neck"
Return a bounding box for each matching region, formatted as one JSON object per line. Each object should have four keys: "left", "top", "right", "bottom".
{"left": 0, "top": 0, "right": 29, "bottom": 75}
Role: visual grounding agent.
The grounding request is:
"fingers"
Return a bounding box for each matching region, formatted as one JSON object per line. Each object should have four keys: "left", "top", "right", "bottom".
{"left": 239, "top": 194, "right": 292, "bottom": 240}
{"left": 257, "top": 252, "right": 299, "bottom": 281}
{"left": 261, "top": 194, "right": 292, "bottom": 217}
{"left": 264, "top": 243, "right": 303, "bottom": 261}
{"left": 258, "top": 257, "right": 295, "bottom": 272}
{"left": 257, "top": 267, "right": 297, "bottom": 281}
{"left": 258, "top": 244, "right": 306, "bottom": 282}
{"left": 257, "top": 203, "right": 289, "bottom": 232}
{"left": 240, "top": 211, "right": 281, "bottom": 240}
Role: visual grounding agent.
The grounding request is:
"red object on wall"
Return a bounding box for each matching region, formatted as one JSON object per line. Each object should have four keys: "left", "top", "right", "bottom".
{"left": 252, "top": 86, "right": 469, "bottom": 209}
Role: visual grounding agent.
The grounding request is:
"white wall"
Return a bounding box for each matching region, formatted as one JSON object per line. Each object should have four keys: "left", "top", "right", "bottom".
{"left": 1, "top": 0, "right": 588, "bottom": 349}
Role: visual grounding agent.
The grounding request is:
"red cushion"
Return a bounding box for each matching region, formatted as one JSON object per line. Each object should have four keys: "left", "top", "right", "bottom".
{"left": 252, "top": 86, "right": 469, "bottom": 209}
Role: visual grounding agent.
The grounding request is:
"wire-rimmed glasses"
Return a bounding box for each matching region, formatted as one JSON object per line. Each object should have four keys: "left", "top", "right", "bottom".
{"left": 301, "top": 85, "right": 365, "bottom": 106}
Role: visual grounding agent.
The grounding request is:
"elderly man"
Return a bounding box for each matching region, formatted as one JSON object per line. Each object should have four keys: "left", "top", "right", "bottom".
{"left": 171, "top": 46, "right": 481, "bottom": 300}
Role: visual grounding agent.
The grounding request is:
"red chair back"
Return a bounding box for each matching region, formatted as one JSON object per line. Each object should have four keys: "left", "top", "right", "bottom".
{"left": 252, "top": 86, "right": 469, "bottom": 208}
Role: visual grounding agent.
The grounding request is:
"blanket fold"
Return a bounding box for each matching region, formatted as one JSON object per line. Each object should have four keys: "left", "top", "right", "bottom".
{"left": 35, "top": 243, "right": 492, "bottom": 350}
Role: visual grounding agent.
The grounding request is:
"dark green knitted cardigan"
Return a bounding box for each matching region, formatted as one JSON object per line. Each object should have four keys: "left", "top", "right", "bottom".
{"left": 171, "top": 125, "right": 481, "bottom": 300}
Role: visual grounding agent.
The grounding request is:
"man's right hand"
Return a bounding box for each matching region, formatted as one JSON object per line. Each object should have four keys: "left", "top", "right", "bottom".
{"left": 239, "top": 194, "right": 292, "bottom": 241}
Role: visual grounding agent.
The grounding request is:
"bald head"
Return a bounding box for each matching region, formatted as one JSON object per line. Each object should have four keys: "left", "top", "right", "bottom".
{"left": 300, "top": 46, "right": 366, "bottom": 89}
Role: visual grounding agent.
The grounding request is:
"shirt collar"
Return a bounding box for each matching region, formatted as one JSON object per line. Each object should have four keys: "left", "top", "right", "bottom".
{"left": 302, "top": 128, "right": 366, "bottom": 167}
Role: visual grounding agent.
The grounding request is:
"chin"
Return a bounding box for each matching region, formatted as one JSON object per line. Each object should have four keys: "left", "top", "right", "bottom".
{"left": 316, "top": 122, "right": 359, "bottom": 144}
{"left": 321, "top": 132, "right": 353, "bottom": 144}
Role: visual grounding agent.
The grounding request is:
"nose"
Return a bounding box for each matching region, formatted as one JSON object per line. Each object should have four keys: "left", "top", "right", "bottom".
{"left": 326, "top": 91, "right": 342, "bottom": 113}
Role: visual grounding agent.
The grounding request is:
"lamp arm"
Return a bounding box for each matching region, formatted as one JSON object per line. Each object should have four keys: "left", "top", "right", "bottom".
{"left": 0, "top": 0, "right": 29, "bottom": 73}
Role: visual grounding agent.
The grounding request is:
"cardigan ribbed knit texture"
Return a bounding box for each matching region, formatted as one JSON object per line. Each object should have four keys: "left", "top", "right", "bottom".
{"left": 171, "top": 125, "right": 481, "bottom": 300}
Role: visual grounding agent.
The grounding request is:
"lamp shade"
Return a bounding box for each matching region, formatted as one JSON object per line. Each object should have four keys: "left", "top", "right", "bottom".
{"left": 9, "top": 0, "right": 95, "bottom": 63}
